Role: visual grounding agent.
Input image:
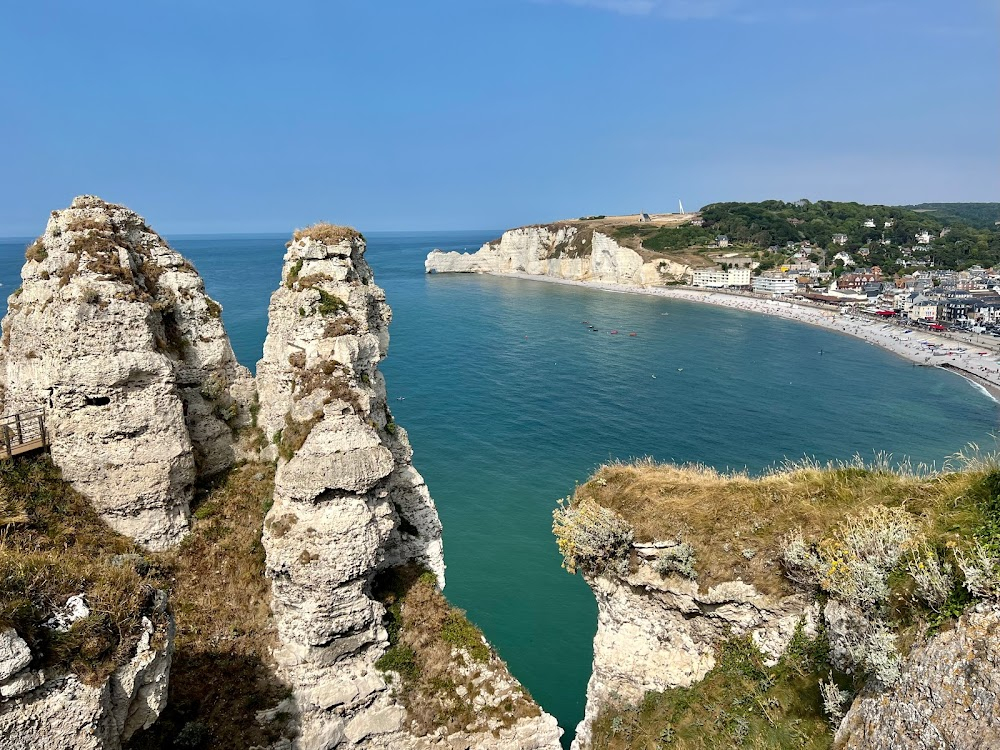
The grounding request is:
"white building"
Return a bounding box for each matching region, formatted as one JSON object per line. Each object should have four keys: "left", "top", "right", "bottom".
{"left": 832, "top": 233, "right": 849, "bottom": 246}
{"left": 916, "top": 230, "right": 932, "bottom": 245}
{"left": 716, "top": 235, "right": 730, "bottom": 248}
{"left": 691, "top": 267, "right": 751, "bottom": 288}
{"left": 863, "top": 218, "right": 876, "bottom": 228}
{"left": 832, "top": 251, "right": 855, "bottom": 266}
{"left": 752, "top": 274, "right": 798, "bottom": 295}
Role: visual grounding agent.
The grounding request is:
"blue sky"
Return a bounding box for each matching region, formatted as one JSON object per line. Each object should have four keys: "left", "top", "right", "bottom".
{"left": 1, "top": 0, "right": 997, "bottom": 234}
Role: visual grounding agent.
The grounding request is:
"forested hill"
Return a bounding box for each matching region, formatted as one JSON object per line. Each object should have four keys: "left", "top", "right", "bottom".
{"left": 613, "top": 200, "right": 1000, "bottom": 272}
{"left": 903, "top": 203, "right": 1000, "bottom": 230}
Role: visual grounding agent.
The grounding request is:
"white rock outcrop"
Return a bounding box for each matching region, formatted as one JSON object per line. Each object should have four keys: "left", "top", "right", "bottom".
{"left": 257, "top": 227, "right": 561, "bottom": 749}
{"left": 425, "top": 224, "right": 690, "bottom": 285}
{"left": 572, "top": 552, "right": 813, "bottom": 750}
{"left": 0, "top": 593, "right": 174, "bottom": 750}
{"left": 834, "top": 604, "right": 1000, "bottom": 750}
{"left": 0, "top": 196, "right": 252, "bottom": 550}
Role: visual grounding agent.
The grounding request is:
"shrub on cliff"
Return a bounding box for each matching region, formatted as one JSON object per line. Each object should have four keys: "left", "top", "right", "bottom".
{"left": 553, "top": 498, "right": 634, "bottom": 576}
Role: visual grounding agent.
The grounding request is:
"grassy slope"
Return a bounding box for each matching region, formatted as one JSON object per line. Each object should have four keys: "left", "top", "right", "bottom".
{"left": 126, "top": 462, "right": 292, "bottom": 750}
{"left": 572, "top": 457, "right": 983, "bottom": 596}
{"left": 0, "top": 453, "right": 290, "bottom": 748}
{"left": 374, "top": 566, "right": 541, "bottom": 737}
{"left": 903, "top": 203, "right": 1000, "bottom": 230}
{"left": 565, "top": 452, "right": 1000, "bottom": 750}
{"left": 0, "top": 456, "right": 157, "bottom": 685}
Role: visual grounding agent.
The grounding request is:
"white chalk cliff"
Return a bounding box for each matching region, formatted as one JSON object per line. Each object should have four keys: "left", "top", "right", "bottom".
{"left": 256, "top": 227, "right": 561, "bottom": 749}
{"left": 0, "top": 593, "right": 174, "bottom": 750}
{"left": 0, "top": 196, "right": 253, "bottom": 550}
{"left": 572, "top": 543, "right": 814, "bottom": 750}
{"left": 425, "top": 224, "right": 690, "bottom": 285}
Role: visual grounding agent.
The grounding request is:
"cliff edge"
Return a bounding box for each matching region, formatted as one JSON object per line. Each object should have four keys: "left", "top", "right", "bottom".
{"left": 556, "top": 458, "right": 1000, "bottom": 749}
{"left": 425, "top": 223, "right": 691, "bottom": 286}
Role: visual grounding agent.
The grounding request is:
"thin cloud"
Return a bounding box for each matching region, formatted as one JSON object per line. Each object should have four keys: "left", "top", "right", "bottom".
{"left": 534, "top": 0, "right": 752, "bottom": 21}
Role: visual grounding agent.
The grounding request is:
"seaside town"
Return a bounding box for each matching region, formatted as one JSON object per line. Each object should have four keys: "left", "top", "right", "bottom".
{"left": 689, "top": 223, "right": 1000, "bottom": 335}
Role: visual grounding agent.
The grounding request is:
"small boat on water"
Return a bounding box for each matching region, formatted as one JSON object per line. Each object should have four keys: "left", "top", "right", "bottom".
{"left": 610, "top": 330, "right": 619, "bottom": 335}
{"left": 629, "top": 332, "right": 637, "bottom": 337}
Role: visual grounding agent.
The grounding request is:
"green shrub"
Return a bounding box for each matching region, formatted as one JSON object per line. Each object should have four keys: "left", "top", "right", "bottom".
{"left": 316, "top": 290, "right": 347, "bottom": 316}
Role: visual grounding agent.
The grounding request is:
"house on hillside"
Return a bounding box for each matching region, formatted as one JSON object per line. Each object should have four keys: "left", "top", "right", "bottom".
{"left": 864, "top": 218, "right": 876, "bottom": 228}
{"left": 716, "top": 235, "right": 730, "bottom": 248}
{"left": 884, "top": 220, "right": 894, "bottom": 228}
{"left": 691, "top": 217, "right": 705, "bottom": 227}
{"left": 638, "top": 211, "right": 651, "bottom": 223}
{"left": 832, "top": 251, "right": 855, "bottom": 266}
{"left": 832, "top": 233, "right": 849, "bottom": 246}
{"left": 916, "top": 230, "right": 932, "bottom": 245}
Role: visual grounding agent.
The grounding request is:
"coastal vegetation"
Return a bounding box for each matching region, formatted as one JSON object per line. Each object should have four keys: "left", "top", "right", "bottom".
{"left": 373, "top": 565, "right": 540, "bottom": 736}
{"left": 608, "top": 200, "right": 1000, "bottom": 272}
{"left": 127, "top": 462, "right": 292, "bottom": 750}
{"left": 904, "top": 202, "right": 1000, "bottom": 230}
{"left": 557, "top": 448, "right": 1000, "bottom": 748}
{"left": 0, "top": 456, "right": 158, "bottom": 685}
{"left": 0, "top": 452, "right": 291, "bottom": 748}
{"left": 590, "top": 629, "right": 834, "bottom": 750}
{"left": 291, "top": 222, "right": 362, "bottom": 246}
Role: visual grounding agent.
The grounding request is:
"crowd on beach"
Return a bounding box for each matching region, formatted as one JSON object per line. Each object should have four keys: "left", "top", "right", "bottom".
{"left": 497, "top": 272, "right": 1000, "bottom": 400}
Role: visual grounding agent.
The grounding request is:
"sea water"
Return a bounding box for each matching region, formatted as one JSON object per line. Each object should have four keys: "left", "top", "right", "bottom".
{"left": 2, "top": 232, "right": 997, "bottom": 745}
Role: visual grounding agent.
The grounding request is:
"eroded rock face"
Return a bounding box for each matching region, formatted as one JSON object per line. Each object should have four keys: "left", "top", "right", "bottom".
{"left": 835, "top": 604, "right": 1000, "bottom": 750}
{"left": 0, "top": 196, "right": 252, "bottom": 549}
{"left": 573, "top": 556, "right": 813, "bottom": 750}
{"left": 424, "top": 225, "right": 690, "bottom": 285}
{"left": 257, "top": 227, "right": 560, "bottom": 749}
{"left": 0, "top": 593, "right": 174, "bottom": 750}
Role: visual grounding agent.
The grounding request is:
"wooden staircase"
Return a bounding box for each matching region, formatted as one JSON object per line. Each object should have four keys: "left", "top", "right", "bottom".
{"left": 0, "top": 408, "right": 47, "bottom": 460}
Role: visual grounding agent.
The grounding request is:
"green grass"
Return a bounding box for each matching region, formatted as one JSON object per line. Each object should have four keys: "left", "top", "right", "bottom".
{"left": 372, "top": 566, "right": 539, "bottom": 736}
{"left": 590, "top": 626, "right": 837, "bottom": 750}
{"left": 316, "top": 289, "right": 347, "bottom": 316}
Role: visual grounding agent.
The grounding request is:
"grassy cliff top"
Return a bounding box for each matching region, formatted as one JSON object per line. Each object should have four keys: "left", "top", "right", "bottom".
{"left": 565, "top": 452, "right": 995, "bottom": 596}
{"left": 292, "top": 222, "right": 362, "bottom": 245}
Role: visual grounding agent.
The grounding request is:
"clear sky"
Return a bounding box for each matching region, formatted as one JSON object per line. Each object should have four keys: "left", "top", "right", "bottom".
{"left": 1, "top": 0, "right": 998, "bottom": 234}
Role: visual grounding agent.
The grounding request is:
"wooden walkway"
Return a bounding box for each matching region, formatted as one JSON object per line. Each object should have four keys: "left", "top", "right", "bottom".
{"left": 0, "top": 408, "right": 47, "bottom": 460}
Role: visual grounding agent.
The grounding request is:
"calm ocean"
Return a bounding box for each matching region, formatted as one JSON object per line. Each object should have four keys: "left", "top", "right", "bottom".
{"left": 2, "top": 231, "right": 998, "bottom": 745}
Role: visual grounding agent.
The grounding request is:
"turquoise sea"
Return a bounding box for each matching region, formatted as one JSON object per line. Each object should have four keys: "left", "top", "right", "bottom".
{"left": 2, "top": 232, "right": 998, "bottom": 745}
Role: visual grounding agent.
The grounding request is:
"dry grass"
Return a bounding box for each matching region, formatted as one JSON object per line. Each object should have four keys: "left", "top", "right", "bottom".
{"left": 25, "top": 239, "right": 47, "bottom": 263}
{"left": 0, "top": 454, "right": 291, "bottom": 747}
{"left": 0, "top": 456, "right": 159, "bottom": 685}
{"left": 293, "top": 360, "right": 361, "bottom": 413}
{"left": 128, "top": 462, "right": 294, "bottom": 750}
{"left": 292, "top": 223, "right": 362, "bottom": 246}
{"left": 374, "top": 566, "right": 540, "bottom": 737}
{"left": 570, "top": 456, "right": 984, "bottom": 595}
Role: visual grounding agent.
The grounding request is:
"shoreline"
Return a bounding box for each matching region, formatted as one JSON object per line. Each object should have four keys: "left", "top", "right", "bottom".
{"left": 489, "top": 272, "right": 1000, "bottom": 403}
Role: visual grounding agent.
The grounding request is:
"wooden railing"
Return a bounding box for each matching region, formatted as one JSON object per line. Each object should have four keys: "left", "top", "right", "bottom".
{"left": 0, "top": 408, "right": 47, "bottom": 460}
